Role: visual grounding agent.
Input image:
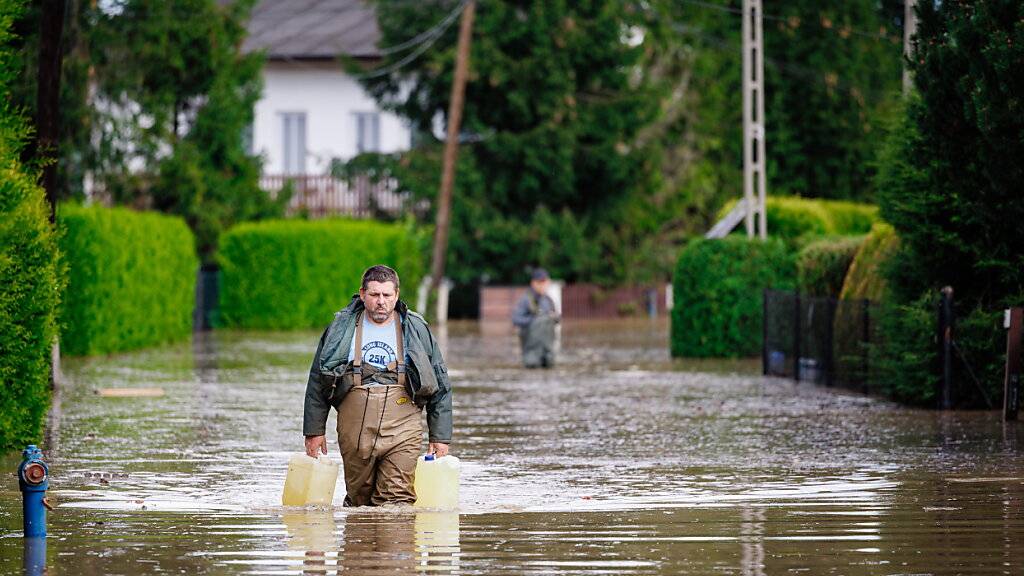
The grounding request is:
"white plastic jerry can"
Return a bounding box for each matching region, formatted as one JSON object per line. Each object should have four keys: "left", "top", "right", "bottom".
{"left": 413, "top": 454, "right": 460, "bottom": 510}
{"left": 282, "top": 453, "right": 340, "bottom": 506}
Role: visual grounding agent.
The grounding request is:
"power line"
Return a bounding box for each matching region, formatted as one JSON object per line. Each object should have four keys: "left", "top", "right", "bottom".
{"left": 376, "top": 0, "right": 467, "bottom": 55}
{"left": 351, "top": 0, "right": 467, "bottom": 79}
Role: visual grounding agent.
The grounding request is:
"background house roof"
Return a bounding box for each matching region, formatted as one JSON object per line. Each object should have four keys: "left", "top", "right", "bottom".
{"left": 243, "top": 0, "right": 381, "bottom": 60}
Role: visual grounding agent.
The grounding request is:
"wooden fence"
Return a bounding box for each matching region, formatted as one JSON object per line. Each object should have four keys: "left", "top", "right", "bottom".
{"left": 480, "top": 284, "right": 669, "bottom": 322}
{"left": 259, "top": 174, "right": 426, "bottom": 219}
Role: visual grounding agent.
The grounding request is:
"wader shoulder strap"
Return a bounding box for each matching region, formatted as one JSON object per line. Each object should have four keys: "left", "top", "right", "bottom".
{"left": 394, "top": 311, "right": 406, "bottom": 388}
{"left": 353, "top": 312, "right": 363, "bottom": 386}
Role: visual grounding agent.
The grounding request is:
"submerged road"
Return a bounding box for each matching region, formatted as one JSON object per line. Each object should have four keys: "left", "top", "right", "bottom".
{"left": 2, "top": 318, "right": 1023, "bottom": 574}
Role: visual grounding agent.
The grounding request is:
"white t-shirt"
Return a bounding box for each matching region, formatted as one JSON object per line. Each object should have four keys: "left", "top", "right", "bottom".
{"left": 349, "top": 314, "right": 400, "bottom": 370}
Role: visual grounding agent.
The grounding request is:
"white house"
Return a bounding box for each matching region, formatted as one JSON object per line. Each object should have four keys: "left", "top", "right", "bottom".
{"left": 244, "top": 0, "right": 412, "bottom": 177}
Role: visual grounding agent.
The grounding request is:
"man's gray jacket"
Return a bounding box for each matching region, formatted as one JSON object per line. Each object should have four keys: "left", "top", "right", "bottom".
{"left": 303, "top": 296, "right": 452, "bottom": 444}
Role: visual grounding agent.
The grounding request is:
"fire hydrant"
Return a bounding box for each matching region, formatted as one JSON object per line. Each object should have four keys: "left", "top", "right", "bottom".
{"left": 18, "top": 445, "right": 52, "bottom": 538}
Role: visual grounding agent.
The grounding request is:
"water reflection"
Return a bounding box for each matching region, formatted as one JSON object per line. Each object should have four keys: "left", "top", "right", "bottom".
{"left": 22, "top": 538, "right": 46, "bottom": 576}
{"left": 277, "top": 511, "right": 460, "bottom": 575}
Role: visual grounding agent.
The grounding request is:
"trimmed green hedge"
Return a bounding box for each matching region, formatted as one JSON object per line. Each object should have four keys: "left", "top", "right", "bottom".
{"left": 720, "top": 196, "right": 878, "bottom": 245}
{"left": 218, "top": 219, "right": 426, "bottom": 329}
{"left": 0, "top": 127, "right": 62, "bottom": 451}
{"left": 797, "top": 236, "right": 865, "bottom": 298}
{"left": 59, "top": 205, "right": 198, "bottom": 355}
{"left": 839, "top": 223, "right": 899, "bottom": 302}
{"left": 671, "top": 237, "right": 795, "bottom": 358}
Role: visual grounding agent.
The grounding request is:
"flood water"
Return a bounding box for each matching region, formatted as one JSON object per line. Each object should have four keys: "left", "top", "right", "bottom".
{"left": 2, "top": 318, "right": 1024, "bottom": 574}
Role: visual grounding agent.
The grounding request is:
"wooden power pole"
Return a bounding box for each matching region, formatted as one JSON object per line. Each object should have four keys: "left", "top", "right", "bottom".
{"left": 429, "top": 0, "right": 476, "bottom": 305}
{"left": 742, "top": 0, "right": 767, "bottom": 239}
{"left": 37, "top": 0, "right": 67, "bottom": 224}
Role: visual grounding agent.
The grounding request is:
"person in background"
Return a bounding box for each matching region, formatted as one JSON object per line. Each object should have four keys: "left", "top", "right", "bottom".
{"left": 511, "top": 268, "right": 560, "bottom": 368}
{"left": 302, "top": 265, "right": 452, "bottom": 506}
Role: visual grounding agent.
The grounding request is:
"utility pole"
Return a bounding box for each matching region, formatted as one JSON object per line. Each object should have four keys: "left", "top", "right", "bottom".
{"left": 742, "top": 0, "right": 767, "bottom": 239}
{"left": 36, "top": 0, "right": 67, "bottom": 224}
{"left": 428, "top": 0, "right": 475, "bottom": 316}
{"left": 903, "top": 0, "right": 917, "bottom": 95}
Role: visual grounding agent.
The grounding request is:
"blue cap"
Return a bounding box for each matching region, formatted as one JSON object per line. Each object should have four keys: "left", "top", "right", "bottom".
{"left": 424, "top": 454, "right": 435, "bottom": 461}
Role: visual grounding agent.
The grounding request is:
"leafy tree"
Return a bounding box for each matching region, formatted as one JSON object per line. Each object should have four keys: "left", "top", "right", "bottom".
{"left": 670, "top": 0, "right": 902, "bottom": 203}
{"left": 12, "top": 0, "right": 282, "bottom": 260}
{"left": 876, "top": 0, "right": 1024, "bottom": 310}
{"left": 356, "top": 0, "right": 666, "bottom": 284}
{"left": 872, "top": 0, "right": 1023, "bottom": 407}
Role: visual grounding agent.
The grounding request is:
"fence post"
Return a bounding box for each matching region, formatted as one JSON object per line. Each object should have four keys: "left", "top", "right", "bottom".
{"left": 824, "top": 297, "right": 836, "bottom": 387}
{"left": 793, "top": 290, "right": 802, "bottom": 382}
{"left": 861, "top": 298, "right": 871, "bottom": 394}
{"left": 762, "top": 289, "right": 769, "bottom": 376}
{"left": 1004, "top": 307, "right": 1023, "bottom": 421}
{"left": 938, "top": 286, "right": 954, "bottom": 410}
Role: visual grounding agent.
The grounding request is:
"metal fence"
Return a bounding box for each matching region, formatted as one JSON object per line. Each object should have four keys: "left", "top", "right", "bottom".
{"left": 763, "top": 289, "right": 879, "bottom": 392}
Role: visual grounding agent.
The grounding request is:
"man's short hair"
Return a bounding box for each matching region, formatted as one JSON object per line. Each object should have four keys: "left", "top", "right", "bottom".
{"left": 361, "top": 265, "right": 400, "bottom": 290}
{"left": 531, "top": 267, "right": 550, "bottom": 281}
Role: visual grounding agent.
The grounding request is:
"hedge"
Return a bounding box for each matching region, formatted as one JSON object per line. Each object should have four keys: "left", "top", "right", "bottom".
{"left": 839, "top": 223, "right": 899, "bottom": 302}
{"left": 0, "top": 126, "right": 62, "bottom": 451}
{"left": 218, "top": 219, "right": 426, "bottom": 329}
{"left": 59, "top": 205, "right": 198, "bottom": 355}
{"left": 796, "top": 236, "right": 865, "bottom": 298}
{"left": 720, "top": 196, "right": 878, "bottom": 245}
{"left": 671, "top": 236, "right": 795, "bottom": 358}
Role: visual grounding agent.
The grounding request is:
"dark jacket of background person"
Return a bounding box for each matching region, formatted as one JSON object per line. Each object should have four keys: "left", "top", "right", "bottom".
{"left": 511, "top": 288, "right": 558, "bottom": 329}
{"left": 303, "top": 295, "right": 452, "bottom": 444}
{"left": 512, "top": 288, "right": 559, "bottom": 368}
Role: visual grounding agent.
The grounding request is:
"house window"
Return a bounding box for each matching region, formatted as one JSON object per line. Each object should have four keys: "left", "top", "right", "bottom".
{"left": 281, "top": 112, "right": 307, "bottom": 174}
{"left": 353, "top": 111, "right": 380, "bottom": 153}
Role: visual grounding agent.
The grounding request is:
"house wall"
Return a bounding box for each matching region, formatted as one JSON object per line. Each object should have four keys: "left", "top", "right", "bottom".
{"left": 253, "top": 61, "right": 411, "bottom": 174}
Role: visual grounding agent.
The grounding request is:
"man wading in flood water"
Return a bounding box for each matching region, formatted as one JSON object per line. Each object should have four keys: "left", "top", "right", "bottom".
{"left": 302, "top": 265, "right": 452, "bottom": 506}
{"left": 512, "top": 268, "right": 560, "bottom": 368}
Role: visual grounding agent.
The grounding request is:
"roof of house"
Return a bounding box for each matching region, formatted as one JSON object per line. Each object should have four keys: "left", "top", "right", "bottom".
{"left": 243, "top": 0, "right": 381, "bottom": 60}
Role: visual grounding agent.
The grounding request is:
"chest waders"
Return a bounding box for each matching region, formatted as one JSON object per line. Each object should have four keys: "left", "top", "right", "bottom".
{"left": 338, "top": 311, "right": 422, "bottom": 506}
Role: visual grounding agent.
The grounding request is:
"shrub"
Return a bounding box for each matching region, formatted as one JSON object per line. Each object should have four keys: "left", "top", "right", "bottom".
{"left": 719, "top": 196, "right": 878, "bottom": 246}
{"left": 671, "top": 236, "right": 795, "bottom": 357}
{"left": 218, "top": 219, "right": 426, "bottom": 329}
{"left": 871, "top": 293, "right": 1008, "bottom": 408}
{"left": 797, "top": 236, "right": 865, "bottom": 298}
{"left": 839, "top": 223, "right": 899, "bottom": 302}
{"left": 59, "top": 205, "right": 198, "bottom": 355}
{"left": 0, "top": 0, "right": 63, "bottom": 450}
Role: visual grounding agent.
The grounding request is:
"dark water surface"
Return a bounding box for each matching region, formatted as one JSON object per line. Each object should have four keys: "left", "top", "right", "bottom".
{"left": 2, "top": 319, "right": 1023, "bottom": 574}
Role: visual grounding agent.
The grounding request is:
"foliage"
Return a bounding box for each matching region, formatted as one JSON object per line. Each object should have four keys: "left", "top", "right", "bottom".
{"left": 0, "top": 0, "right": 62, "bottom": 450}
{"left": 106, "top": 0, "right": 282, "bottom": 260}
{"left": 839, "top": 223, "right": 898, "bottom": 302}
{"left": 354, "top": 0, "right": 665, "bottom": 284}
{"left": 876, "top": 1, "right": 1024, "bottom": 309}
{"left": 672, "top": 0, "right": 903, "bottom": 203}
{"left": 719, "top": 196, "right": 878, "bottom": 246}
{"left": 671, "top": 237, "right": 795, "bottom": 357}
{"left": 871, "top": 1, "right": 1024, "bottom": 406}
{"left": 797, "top": 235, "right": 864, "bottom": 297}
{"left": 870, "top": 293, "right": 1008, "bottom": 408}
{"left": 218, "top": 219, "right": 427, "bottom": 330}
{"left": 59, "top": 205, "right": 197, "bottom": 355}
{"left": 7, "top": 1, "right": 93, "bottom": 200}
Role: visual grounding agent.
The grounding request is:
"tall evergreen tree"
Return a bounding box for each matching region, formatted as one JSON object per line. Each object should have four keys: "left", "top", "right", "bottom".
{"left": 355, "top": 0, "right": 666, "bottom": 284}
{"left": 876, "top": 0, "right": 1024, "bottom": 308}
